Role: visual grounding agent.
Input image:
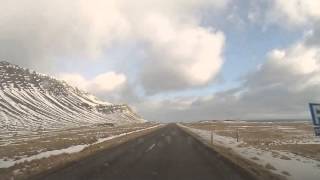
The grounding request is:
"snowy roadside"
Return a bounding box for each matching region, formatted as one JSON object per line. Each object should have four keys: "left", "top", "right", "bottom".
{"left": 179, "top": 124, "right": 320, "bottom": 180}
{"left": 0, "top": 124, "right": 162, "bottom": 169}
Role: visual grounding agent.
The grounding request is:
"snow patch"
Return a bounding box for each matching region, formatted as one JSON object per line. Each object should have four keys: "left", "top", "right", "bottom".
{"left": 179, "top": 124, "right": 320, "bottom": 180}
{"left": 0, "top": 124, "right": 162, "bottom": 168}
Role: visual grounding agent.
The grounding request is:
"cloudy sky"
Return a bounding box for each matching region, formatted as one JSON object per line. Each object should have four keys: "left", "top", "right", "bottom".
{"left": 1, "top": 0, "right": 320, "bottom": 122}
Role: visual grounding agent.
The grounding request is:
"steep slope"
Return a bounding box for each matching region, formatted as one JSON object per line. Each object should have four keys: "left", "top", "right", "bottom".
{"left": 0, "top": 61, "right": 145, "bottom": 132}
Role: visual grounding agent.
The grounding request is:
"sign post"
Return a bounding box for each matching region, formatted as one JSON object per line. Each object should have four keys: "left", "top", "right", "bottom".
{"left": 314, "top": 127, "right": 320, "bottom": 136}
{"left": 309, "top": 103, "right": 320, "bottom": 136}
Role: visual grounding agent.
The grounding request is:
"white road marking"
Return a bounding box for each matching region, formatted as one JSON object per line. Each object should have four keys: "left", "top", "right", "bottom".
{"left": 146, "top": 143, "right": 156, "bottom": 152}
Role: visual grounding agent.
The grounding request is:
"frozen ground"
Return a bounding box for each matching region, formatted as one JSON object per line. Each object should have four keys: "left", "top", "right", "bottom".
{"left": 0, "top": 124, "right": 161, "bottom": 169}
{"left": 180, "top": 122, "right": 320, "bottom": 180}
{"left": 186, "top": 121, "right": 320, "bottom": 160}
{"left": 0, "top": 123, "right": 160, "bottom": 169}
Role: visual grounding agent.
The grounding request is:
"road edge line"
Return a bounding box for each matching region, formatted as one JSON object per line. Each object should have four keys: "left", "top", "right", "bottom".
{"left": 178, "top": 124, "right": 286, "bottom": 180}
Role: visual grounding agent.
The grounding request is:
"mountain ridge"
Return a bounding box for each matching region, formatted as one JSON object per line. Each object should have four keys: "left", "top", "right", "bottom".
{"left": 0, "top": 61, "right": 145, "bottom": 132}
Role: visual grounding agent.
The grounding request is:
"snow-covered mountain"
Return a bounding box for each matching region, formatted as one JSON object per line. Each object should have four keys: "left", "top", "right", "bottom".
{"left": 0, "top": 61, "right": 145, "bottom": 132}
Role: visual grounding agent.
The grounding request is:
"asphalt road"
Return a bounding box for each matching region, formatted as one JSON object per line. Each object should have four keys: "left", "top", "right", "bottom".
{"left": 33, "top": 124, "right": 255, "bottom": 180}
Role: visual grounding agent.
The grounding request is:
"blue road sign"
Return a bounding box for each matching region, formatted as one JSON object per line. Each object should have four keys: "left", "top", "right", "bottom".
{"left": 309, "top": 103, "right": 320, "bottom": 126}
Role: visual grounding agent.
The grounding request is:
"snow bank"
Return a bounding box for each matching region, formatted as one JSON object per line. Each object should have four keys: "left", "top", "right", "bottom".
{"left": 179, "top": 124, "right": 320, "bottom": 180}
{"left": 0, "top": 144, "right": 88, "bottom": 168}
{"left": 0, "top": 124, "right": 162, "bottom": 168}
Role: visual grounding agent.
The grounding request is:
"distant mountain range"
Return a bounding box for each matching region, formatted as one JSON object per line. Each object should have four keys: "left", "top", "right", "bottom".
{"left": 0, "top": 61, "right": 145, "bottom": 132}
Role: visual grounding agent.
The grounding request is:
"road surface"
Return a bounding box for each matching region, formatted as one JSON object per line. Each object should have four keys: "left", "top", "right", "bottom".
{"left": 33, "top": 124, "right": 255, "bottom": 180}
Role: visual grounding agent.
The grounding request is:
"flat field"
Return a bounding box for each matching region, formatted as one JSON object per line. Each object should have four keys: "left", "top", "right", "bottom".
{"left": 186, "top": 120, "right": 320, "bottom": 161}
{"left": 0, "top": 122, "right": 161, "bottom": 179}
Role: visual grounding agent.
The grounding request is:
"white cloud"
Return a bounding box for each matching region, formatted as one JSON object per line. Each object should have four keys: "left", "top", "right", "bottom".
{"left": 3, "top": 0, "right": 320, "bottom": 122}
{"left": 270, "top": 0, "right": 320, "bottom": 25}
{"left": 59, "top": 72, "right": 127, "bottom": 93}
{"left": 139, "top": 14, "right": 225, "bottom": 94}
{"left": 137, "top": 40, "right": 320, "bottom": 121}
{"left": 58, "top": 73, "right": 88, "bottom": 90}
{"left": 267, "top": 44, "right": 320, "bottom": 75}
{"left": 0, "top": 0, "right": 228, "bottom": 93}
{"left": 92, "top": 72, "right": 127, "bottom": 92}
{"left": 61, "top": 0, "right": 320, "bottom": 121}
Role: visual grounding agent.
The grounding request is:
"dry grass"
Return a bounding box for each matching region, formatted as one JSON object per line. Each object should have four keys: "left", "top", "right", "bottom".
{"left": 181, "top": 126, "right": 286, "bottom": 180}
{"left": 187, "top": 121, "right": 320, "bottom": 161}
{"left": 0, "top": 123, "right": 154, "bottom": 159}
{"left": 0, "top": 123, "right": 162, "bottom": 180}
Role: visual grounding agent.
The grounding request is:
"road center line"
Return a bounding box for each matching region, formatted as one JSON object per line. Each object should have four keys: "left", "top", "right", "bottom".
{"left": 146, "top": 143, "right": 156, "bottom": 152}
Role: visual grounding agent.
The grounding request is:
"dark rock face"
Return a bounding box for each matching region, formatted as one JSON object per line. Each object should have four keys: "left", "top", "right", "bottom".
{"left": 0, "top": 61, "right": 144, "bottom": 131}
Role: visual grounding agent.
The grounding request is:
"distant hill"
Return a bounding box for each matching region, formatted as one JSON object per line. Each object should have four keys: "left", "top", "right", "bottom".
{"left": 0, "top": 61, "right": 145, "bottom": 132}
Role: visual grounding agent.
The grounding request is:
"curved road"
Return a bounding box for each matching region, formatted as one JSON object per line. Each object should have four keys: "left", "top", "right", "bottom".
{"left": 33, "top": 124, "right": 255, "bottom": 180}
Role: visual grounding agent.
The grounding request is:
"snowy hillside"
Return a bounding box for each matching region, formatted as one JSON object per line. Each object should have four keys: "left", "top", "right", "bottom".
{"left": 0, "top": 61, "right": 145, "bottom": 132}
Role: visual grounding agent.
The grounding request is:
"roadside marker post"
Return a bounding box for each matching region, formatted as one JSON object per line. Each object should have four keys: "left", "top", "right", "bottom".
{"left": 236, "top": 128, "right": 239, "bottom": 142}
{"left": 308, "top": 103, "right": 320, "bottom": 136}
{"left": 211, "top": 131, "right": 213, "bottom": 144}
